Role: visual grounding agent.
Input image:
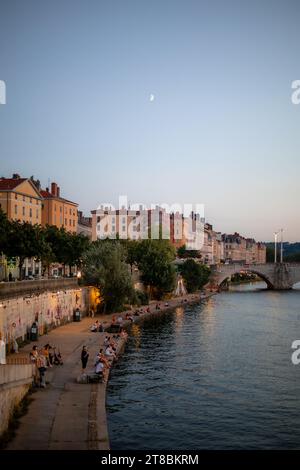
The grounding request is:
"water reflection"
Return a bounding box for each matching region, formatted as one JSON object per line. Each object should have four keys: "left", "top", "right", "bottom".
{"left": 107, "top": 284, "right": 300, "bottom": 450}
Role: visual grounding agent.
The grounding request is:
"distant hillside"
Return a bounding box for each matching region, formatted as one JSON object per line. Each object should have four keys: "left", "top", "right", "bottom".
{"left": 265, "top": 242, "right": 300, "bottom": 261}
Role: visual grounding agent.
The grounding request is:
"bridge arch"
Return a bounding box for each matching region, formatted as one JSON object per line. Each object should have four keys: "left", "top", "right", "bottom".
{"left": 213, "top": 267, "right": 275, "bottom": 290}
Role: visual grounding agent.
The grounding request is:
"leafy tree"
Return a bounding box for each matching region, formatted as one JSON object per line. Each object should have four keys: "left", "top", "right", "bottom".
{"left": 179, "top": 259, "right": 211, "bottom": 293}
{"left": 82, "top": 240, "right": 135, "bottom": 312}
{"left": 285, "top": 252, "right": 300, "bottom": 262}
{"left": 177, "top": 244, "right": 201, "bottom": 259}
{"left": 6, "top": 221, "right": 41, "bottom": 279}
{"left": 60, "top": 232, "right": 90, "bottom": 274}
{"left": 132, "top": 240, "right": 176, "bottom": 299}
{"left": 266, "top": 246, "right": 275, "bottom": 263}
{"left": 0, "top": 208, "right": 10, "bottom": 255}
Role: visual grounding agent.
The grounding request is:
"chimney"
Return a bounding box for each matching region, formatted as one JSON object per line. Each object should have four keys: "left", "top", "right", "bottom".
{"left": 46, "top": 187, "right": 49, "bottom": 193}
{"left": 12, "top": 173, "right": 20, "bottom": 179}
{"left": 57, "top": 186, "right": 60, "bottom": 198}
{"left": 51, "top": 182, "right": 58, "bottom": 197}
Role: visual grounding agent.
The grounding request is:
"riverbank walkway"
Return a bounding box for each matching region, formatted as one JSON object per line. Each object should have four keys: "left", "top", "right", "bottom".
{"left": 5, "top": 293, "right": 207, "bottom": 450}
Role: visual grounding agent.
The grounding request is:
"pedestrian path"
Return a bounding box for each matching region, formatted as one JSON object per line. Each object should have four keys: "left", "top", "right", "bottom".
{"left": 6, "top": 292, "right": 207, "bottom": 450}
{"left": 7, "top": 317, "right": 110, "bottom": 450}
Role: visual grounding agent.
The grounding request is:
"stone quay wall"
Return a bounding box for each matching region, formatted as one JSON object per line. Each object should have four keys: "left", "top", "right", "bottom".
{"left": 0, "top": 363, "right": 35, "bottom": 436}
{"left": 0, "top": 281, "right": 91, "bottom": 350}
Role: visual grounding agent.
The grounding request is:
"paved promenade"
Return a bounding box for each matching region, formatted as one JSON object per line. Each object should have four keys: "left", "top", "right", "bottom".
{"left": 7, "top": 317, "right": 111, "bottom": 450}
{"left": 6, "top": 292, "right": 210, "bottom": 450}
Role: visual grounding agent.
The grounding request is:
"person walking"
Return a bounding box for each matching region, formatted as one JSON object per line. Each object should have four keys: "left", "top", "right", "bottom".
{"left": 81, "top": 346, "right": 89, "bottom": 374}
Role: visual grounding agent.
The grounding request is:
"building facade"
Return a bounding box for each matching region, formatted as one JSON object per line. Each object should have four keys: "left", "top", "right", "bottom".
{"left": 41, "top": 182, "right": 78, "bottom": 233}
{"left": 0, "top": 175, "right": 42, "bottom": 224}
{"left": 222, "top": 232, "right": 266, "bottom": 264}
{"left": 77, "top": 210, "right": 92, "bottom": 239}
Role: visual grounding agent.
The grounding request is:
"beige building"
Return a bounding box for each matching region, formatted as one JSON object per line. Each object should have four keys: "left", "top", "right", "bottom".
{"left": 41, "top": 182, "right": 78, "bottom": 233}
{"left": 223, "top": 233, "right": 266, "bottom": 264}
{"left": 0, "top": 175, "right": 42, "bottom": 224}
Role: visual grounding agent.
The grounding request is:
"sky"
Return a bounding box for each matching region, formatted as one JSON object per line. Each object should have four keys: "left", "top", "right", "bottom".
{"left": 0, "top": 0, "right": 299, "bottom": 241}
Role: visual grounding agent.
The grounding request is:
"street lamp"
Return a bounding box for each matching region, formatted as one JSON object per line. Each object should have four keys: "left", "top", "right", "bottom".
{"left": 274, "top": 231, "right": 279, "bottom": 264}
{"left": 280, "top": 228, "right": 284, "bottom": 263}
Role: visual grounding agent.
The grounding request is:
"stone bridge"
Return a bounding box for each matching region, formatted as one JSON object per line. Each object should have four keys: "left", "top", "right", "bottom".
{"left": 209, "top": 263, "right": 300, "bottom": 290}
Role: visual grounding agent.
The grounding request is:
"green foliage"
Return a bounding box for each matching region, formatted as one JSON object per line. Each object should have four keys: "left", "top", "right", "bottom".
{"left": 6, "top": 221, "right": 42, "bottom": 279}
{"left": 82, "top": 240, "right": 135, "bottom": 312}
{"left": 135, "top": 289, "right": 149, "bottom": 306}
{"left": 0, "top": 210, "right": 91, "bottom": 278}
{"left": 177, "top": 244, "right": 201, "bottom": 259}
{"left": 129, "top": 239, "right": 176, "bottom": 299}
{"left": 179, "top": 259, "right": 211, "bottom": 293}
{"left": 266, "top": 246, "right": 274, "bottom": 263}
{"left": 285, "top": 252, "right": 300, "bottom": 262}
{"left": 0, "top": 208, "right": 9, "bottom": 254}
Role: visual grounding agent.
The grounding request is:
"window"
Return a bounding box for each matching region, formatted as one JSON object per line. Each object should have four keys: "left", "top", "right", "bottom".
{"left": 23, "top": 195, "right": 25, "bottom": 202}
{"left": 60, "top": 206, "right": 62, "bottom": 213}
{"left": 22, "top": 207, "right": 25, "bottom": 216}
{"left": 122, "top": 217, "right": 126, "bottom": 224}
{"left": 29, "top": 208, "right": 32, "bottom": 218}
{"left": 65, "top": 218, "right": 67, "bottom": 225}
{"left": 15, "top": 193, "right": 17, "bottom": 200}
{"left": 122, "top": 225, "right": 126, "bottom": 232}
{"left": 15, "top": 204, "right": 18, "bottom": 214}
{"left": 36, "top": 209, "right": 39, "bottom": 218}
{"left": 112, "top": 225, "right": 115, "bottom": 232}
{"left": 112, "top": 216, "right": 115, "bottom": 223}
{"left": 73, "top": 220, "right": 75, "bottom": 227}
{"left": 69, "top": 219, "right": 71, "bottom": 226}
{"left": 97, "top": 216, "right": 100, "bottom": 223}
{"left": 36, "top": 199, "right": 39, "bottom": 204}
{"left": 30, "top": 197, "right": 32, "bottom": 203}
{"left": 69, "top": 208, "right": 71, "bottom": 215}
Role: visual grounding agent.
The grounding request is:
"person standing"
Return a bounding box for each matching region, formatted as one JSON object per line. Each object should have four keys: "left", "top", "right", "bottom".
{"left": 81, "top": 346, "right": 89, "bottom": 374}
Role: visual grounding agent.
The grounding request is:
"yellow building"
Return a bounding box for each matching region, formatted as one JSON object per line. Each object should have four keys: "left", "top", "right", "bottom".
{"left": 41, "top": 182, "right": 78, "bottom": 233}
{"left": 0, "top": 174, "right": 42, "bottom": 224}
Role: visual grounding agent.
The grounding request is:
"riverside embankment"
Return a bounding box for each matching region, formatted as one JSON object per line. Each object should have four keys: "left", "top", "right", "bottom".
{"left": 4, "top": 291, "right": 213, "bottom": 450}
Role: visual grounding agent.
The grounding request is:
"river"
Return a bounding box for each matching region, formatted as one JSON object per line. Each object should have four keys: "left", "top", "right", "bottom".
{"left": 107, "top": 282, "right": 300, "bottom": 449}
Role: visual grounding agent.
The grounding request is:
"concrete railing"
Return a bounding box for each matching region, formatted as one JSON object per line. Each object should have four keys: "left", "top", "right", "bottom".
{"left": 0, "top": 363, "right": 35, "bottom": 389}
{"left": 0, "top": 278, "right": 79, "bottom": 299}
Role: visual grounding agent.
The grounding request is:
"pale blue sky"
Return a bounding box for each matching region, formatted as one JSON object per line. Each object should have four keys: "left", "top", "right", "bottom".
{"left": 0, "top": 0, "right": 299, "bottom": 241}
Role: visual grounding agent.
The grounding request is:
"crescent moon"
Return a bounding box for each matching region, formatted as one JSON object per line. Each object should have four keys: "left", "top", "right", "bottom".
{"left": 149, "top": 94, "right": 155, "bottom": 102}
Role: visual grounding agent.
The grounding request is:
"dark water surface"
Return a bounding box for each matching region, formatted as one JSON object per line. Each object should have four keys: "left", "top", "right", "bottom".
{"left": 107, "top": 283, "right": 300, "bottom": 449}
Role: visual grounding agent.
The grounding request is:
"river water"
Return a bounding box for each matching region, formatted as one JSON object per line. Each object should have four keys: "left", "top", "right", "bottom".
{"left": 107, "top": 282, "right": 300, "bottom": 449}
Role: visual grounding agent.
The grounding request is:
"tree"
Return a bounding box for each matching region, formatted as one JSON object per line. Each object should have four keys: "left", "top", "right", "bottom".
{"left": 285, "top": 252, "right": 300, "bottom": 262}
{"left": 266, "top": 246, "right": 274, "bottom": 263}
{"left": 42, "top": 226, "right": 90, "bottom": 275}
{"left": 177, "top": 244, "right": 201, "bottom": 259}
{"left": 82, "top": 240, "right": 135, "bottom": 312}
{"left": 132, "top": 240, "right": 176, "bottom": 299}
{"left": 61, "top": 232, "right": 90, "bottom": 275}
{"left": 7, "top": 221, "right": 41, "bottom": 279}
{"left": 0, "top": 208, "right": 10, "bottom": 255}
{"left": 179, "top": 259, "right": 211, "bottom": 293}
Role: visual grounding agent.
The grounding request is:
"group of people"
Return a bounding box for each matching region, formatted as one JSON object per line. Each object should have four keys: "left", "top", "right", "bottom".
{"left": 29, "top": 343, "right": 63, "bottom": 388}
{"left": 81, "top": 330, "right": 128, "bottom": 381}
{"left": 90, "top": 320, "right": 105, "bottom": 332}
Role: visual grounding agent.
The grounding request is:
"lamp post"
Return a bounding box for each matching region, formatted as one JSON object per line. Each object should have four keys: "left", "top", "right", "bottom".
{"left": 280, "top": 228, "right": 284, "bottom": 263}
{"left": 274, "top": 231, "right": 279, "bottom": 264}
